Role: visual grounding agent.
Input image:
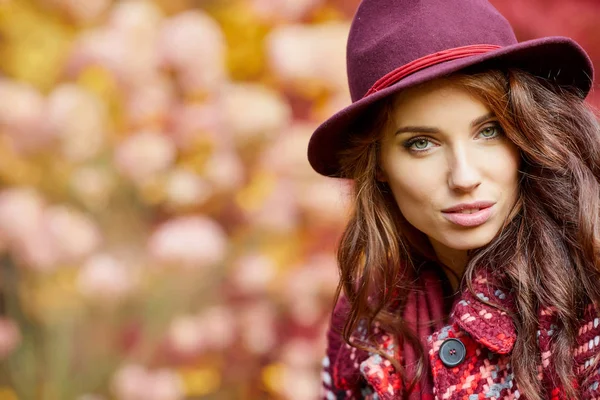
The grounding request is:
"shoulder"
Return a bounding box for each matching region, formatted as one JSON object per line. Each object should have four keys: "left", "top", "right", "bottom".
{"left": 322, "top": 295, "right": 370, "bottom": 399}
{"left": 574, "top": 302, "right": 600, "bottom": 395}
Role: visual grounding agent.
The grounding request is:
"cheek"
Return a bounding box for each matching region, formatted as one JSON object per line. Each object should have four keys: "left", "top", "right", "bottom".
{"left": 491, "top": 144, "right": 521, "bottom": 192}
{"left": 385, "top": 161, "right": 441, "bottom": 221}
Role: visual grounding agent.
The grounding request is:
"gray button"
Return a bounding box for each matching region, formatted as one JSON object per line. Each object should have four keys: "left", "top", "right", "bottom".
{"left": 439, "top": 338, "right": 466, "bottom": 367}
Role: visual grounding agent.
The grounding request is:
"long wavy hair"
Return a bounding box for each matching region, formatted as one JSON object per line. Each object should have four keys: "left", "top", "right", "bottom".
{"left": 334, "top": 69, "right": 600, "bottom": 399}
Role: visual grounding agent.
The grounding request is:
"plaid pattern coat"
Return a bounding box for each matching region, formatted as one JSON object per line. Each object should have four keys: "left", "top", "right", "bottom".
{"left": 321, "top": 270, "right": 600, "bottom": 399}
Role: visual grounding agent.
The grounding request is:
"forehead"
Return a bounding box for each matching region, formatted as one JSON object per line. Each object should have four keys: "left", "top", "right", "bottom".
{"left": 389, "top": 79, "right": 490, "bottom": 125}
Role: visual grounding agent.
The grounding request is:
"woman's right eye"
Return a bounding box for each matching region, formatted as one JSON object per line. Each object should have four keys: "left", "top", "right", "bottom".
{"left": 403, "top": 137, "right": 434, "bottom": 152}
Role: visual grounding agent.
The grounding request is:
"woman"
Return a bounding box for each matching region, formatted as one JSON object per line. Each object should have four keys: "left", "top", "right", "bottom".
{"left": 307, "top": 0, "right": 600, "bottom": 399}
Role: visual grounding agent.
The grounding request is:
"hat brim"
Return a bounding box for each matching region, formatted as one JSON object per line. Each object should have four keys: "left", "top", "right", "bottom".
{"left": 308, "top": 36, "right": 594, "bottom": 177}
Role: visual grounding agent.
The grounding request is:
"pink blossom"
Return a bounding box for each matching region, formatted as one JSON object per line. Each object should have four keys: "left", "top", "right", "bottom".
{"left": 297, "top": 178, "right": 352, "bottom": 226}
{"left": 43, "top": 205, "right": 102, "bottom": 263}
{"left": 67, "top": 1, "right": 162, "bottom": 88}
{"left": 284, "top": 254, "right": 338, "bottom": 326}
{"left": 114, "top": 131, "right": 176, "bottom": 183}
{"left": 112, "top": 364, "right": 184, "bottom": 400}
{"left": 165, "top": 169, "right": 213, "bottom": 208}
{"left": 167, "top": 314, "right": 205, "bottom": 355}
{"left": 168, "top": 306, "right": 234, "bottom": 356}
{"left": 280, "top": 367, "right": 320, "bottom": 400}
{"left": 260, "top": 123, "right": 315, "bottom": 181}
{"left": 46, "top": 84, "right": 107, "bottom": 162}
{"left": 107, "top": 0, "right": 163, "bottom": 38}
{"left": 197, "top": 306, "right": 235, "bottom": 350}
{"left": 239, "top": 302, "right": 277, "bottom": 355}
{"left": 0, "top": 187, "right": 45, "bottom": 244}
{"left": 266, "top": 23, "right": 350, "bottom": 91}
{"left": 202, "top": 150, "right": 245, "bottom": 192}
{"left": 248, "top": 179, "right": 299, "bottom": 233}
{"left": 250, "top": 0, "right": 325, "bottom": 22}
{"left": 219, "top": 83, "right": 291, "bottom": 144}
{"left": 148, "top": 216, "right": 227, "bottom": 269}
{"left": 77, "top": 254, "right": 136, "bottom": 301}
{"left": 70, "top": 167, "right": 116, "bottom": 210}
{"left": 231, "top": 253, "right": 276, "bottom": 294}
{"left": 166, "top": 102, "right": 229, "bottom": 151}
{"left": 66, "top": 29, "right": 130, "bottom": 82}
{"left": 0, "top": 318, "right": 21, "bottom": 359}
{"left": 157, "top": 11, "right": 227, "bottom": 94}
{"left": 0, "top": 188, "right": 60, "bottom": 271}
{"left": 125, "top": 76, "right": 174, "bottom": 128}
{"left": 0, "top": 80, "right": 52, "bottom": 152}
{"left": 279, "top": 339, "right": 321, "bottom": 369}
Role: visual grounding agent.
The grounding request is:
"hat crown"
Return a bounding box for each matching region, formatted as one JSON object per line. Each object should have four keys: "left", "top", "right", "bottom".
{"left": 347, "top": 0, "right": 518, "bottom": 101}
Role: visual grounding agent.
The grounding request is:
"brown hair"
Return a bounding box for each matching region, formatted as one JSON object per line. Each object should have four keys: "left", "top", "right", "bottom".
{"left": 334, "top": 69, "right": 600, "bottom": 399}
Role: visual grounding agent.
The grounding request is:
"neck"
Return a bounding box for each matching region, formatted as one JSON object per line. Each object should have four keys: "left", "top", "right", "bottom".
{"left": 430, "top": 243, "right": 468, "bottom": 292}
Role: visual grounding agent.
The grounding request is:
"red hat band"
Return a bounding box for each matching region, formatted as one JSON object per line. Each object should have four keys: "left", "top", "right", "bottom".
{"left": 364, "top": 44, "right": 502, "bottom": 98}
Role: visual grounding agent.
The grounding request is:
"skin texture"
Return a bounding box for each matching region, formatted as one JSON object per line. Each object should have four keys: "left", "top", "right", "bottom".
{"left": 378, "top": 80, "right": 521, "bottom": 287}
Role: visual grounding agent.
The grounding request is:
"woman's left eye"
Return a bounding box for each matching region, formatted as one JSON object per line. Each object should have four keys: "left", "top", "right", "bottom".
{"left": 479, "top": 124, "right": 502, "bottom": 139}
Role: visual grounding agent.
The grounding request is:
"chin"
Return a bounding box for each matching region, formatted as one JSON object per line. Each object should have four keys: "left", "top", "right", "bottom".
{"left": 438, "top": 231, "right": 497, "bottom": 251}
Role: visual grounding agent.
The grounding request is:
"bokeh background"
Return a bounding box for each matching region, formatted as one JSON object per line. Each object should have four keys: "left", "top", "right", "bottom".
{"left": 0, "top": 0, "right": 597, "bottom": 399}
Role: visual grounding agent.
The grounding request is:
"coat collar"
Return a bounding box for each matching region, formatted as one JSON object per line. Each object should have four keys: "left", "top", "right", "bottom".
{"left": 450, "top": 270, "right": 517, "bottom": 354}
{"left": 333, "top": 268, "right": 518, "bottom": 391}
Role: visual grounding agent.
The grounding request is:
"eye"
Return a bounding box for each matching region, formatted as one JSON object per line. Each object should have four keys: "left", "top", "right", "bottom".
{"left": 479, "top": 124, "right": 503, "bottom": 139}
{"left": 403, "top": 137, "right": 434, "bottom": 152}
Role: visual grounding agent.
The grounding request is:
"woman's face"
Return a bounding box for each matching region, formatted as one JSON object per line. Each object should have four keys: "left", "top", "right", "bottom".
{"left": 379, "top": 79, "right": 521, "bottom": 264}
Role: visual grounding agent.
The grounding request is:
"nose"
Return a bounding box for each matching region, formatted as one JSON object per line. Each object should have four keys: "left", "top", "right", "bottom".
{"left": 447, "top": 146, "right": 481, "bottom": 192}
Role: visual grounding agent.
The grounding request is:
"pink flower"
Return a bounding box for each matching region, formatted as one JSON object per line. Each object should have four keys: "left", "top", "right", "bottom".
{"left": 114, "top": 131, "right": 176, "bottom": 183}
{"left": 112, "top": 364, "right": 184, "bottom": 400}
{"left": 157, "top": 11, "right": 227, "bottom": 94}
{"left": 260, "top": 123, "right": 316, "bottom": 181}
{"left": 67, "top": 1, "right": 163, "bottom": 88}
{"left": 167, "top": 306, "right": 235, "bottom": 356}
{"left": 70, "top": 167, "right": 116, "bottom": 210}
{"left": 297, "top": 178, "right": 352, "bottom": 227}
{"left": 0, "top": 189, "right": 102, "bottom": 271}
{"left": 284, "top": 254, "right": 339, "bottom": 326}
{"left": 66, "top": 29, "right": 130, "bottom": 83}
{"left": 43, "top": 205, "right": 102, "bottom": 263}
{"left": 0, "top": 80, "right": 52, "bottom": 152}
{"left": 148, "top": 216, "right": 227, "bottom": 269}
{"left": 239, "top": 302, "right": 277, "bottom": 355}
{"left": 77, "top": 254, "right": 136, "bottom": 301}
{"left": 167, "top": 314, "right": 206, "bottom": 356}
{"left": 166, "top": 102, "right": 229, "bottom": 151}
{"left": 197, "top": 306, "right": 235, "bottom": 350}
{"left": 280, "top": 366, "right": 321, "bottom": 400}
{"left": 218, "top": 83, "right": 291, "bottom": 144}
{"left": 165, "top": 169, "right": 213, "bottom": 208}
{"left": 231, "top": 253, "right": 276, "bottom": 294}
{"left": 125, "top": 76, "right": 175, "bottom": 129}
{"left": 107, "top": 0, "right": 163, "bottom": 38}
{"left": 0, "top": 188, "right": 60, "bottom": 271}
{"left": 46, "top": 84, "right": 107, "bottom": 162}
{"left": 279, "top": 339, "right": 322, "bottom": 369}
{"left": 247, "top": 179, "right": 299, "bottom": 234}
{"left": 0, "top": 318, "right": 21, "bottom": 359}
{"left": 266, "top": 23, "right": 350, "bottom": 91}
{"left": 0, "top": 188, "right": 45, "bottom": 244}
{"left": 250, "top": 0, "right": 325, "bottom": 22}
{"left": 203, "top": 150, "right": 245, "bottom": 192}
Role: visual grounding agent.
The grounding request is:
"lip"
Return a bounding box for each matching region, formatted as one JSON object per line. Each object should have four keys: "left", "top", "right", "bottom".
{"left": 441, "top": 201, "right": 496, "bottom": 227}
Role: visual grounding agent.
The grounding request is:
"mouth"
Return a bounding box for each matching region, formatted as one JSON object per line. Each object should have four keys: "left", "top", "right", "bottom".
{"left": 441, "top": 202, "right": 496, "bottom": 227}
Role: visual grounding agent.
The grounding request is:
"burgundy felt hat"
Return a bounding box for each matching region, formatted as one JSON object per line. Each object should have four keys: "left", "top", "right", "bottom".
{"left": 307, "top": 0, "right": 595, "bottom": 177}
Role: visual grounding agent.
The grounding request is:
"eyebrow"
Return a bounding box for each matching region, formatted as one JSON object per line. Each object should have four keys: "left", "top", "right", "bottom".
{"left": 394, "top": 112, "right": 496, "bottom": 136}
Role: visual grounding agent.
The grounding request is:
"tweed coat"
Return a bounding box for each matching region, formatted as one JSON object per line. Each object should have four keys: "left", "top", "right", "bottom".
{"left": 321, "top": 269, "right": 600, "bottom": 400}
